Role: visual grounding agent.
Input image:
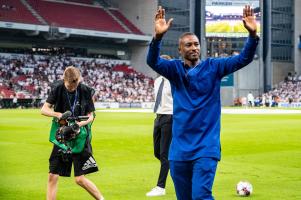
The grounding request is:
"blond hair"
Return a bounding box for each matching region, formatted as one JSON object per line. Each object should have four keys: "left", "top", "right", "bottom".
{"left": 63, "top": 66, "right": 81, "bottom": 84}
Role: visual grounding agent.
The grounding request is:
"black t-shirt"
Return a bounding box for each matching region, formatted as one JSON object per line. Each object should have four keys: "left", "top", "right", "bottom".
{"left": 46, "top": 80, "right": 95, "bottom": 116}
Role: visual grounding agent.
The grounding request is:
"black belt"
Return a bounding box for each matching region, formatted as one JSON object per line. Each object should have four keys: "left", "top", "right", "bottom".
{"left": 156, "top": 114, "right": 172, "bottom": 117}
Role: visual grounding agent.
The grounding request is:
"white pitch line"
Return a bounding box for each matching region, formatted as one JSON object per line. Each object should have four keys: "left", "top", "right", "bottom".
{"left": 97, "top": 108, "right": 301, "bottom": 114}
{"left": 222, "top": 108, "right": 301, "bottom": 114}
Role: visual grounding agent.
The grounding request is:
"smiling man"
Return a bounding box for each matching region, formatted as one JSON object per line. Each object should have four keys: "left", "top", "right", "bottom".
{"left": 146, "top": 5, "right": 259, "bottom": 200}
{"left": 178, "top": 33, "right": 200, "bottom": 65}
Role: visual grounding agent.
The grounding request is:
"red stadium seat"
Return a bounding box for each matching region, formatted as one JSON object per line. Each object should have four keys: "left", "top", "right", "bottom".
{"left": 0, "top": 0, "right": 41, "bottom": 24}
{"left": 27, "top": 0, "right": 128, "bottom": 33}
{"left": 109, "top": 9, "right": 144, "bottom": 35}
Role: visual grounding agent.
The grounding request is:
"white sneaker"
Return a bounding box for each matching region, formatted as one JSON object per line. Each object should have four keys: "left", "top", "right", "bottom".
{"left": 146, "top": 186, "right": 166, "bottom": 197}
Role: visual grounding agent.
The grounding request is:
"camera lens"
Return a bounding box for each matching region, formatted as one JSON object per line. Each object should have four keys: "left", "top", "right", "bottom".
{"left": 71, "top": 123, "right": 80, "bottom": 133}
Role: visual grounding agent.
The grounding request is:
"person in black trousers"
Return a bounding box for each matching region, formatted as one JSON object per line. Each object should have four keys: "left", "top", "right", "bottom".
{"left": 146, "top": 55, "right": 173, "bottom": 197}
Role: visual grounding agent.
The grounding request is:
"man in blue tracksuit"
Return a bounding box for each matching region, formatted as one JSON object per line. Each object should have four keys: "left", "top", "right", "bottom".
{"left": 146, "top": 5, "right": 259, "bottom": 200}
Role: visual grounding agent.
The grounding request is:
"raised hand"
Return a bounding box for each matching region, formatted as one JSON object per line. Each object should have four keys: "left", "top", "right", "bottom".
{"left": 242, "top": 5, "right": 257, "bottom": 37}
{"left": 154, "top": 6, "right": 173, "bottom": 39}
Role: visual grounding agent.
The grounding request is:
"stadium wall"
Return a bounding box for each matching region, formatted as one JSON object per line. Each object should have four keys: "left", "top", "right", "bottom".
{"left": 109, "top": 0, "right": 157, "bottom": 77}
{"left": 220, "top": 87, "right": 234, "bottom": 106}
{"left": 220, "top": 60, "right": 263, "bottom": 106}
{"left": 295, "top": 0, "right": 301, "bottom": 75}
{"left": 109, "top": 0, "right": 156, "bottom": 36}
{"left": 236, "top": 60, "right": 262, "bottom": 96}
{"left": 131, "top": 44, "right": 157, "bottom": 77}
{"left": 272, "top": 62, "right": 294, "bottom": 86}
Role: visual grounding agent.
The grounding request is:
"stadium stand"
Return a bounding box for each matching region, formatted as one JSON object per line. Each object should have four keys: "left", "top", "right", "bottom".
{"left": 234, "top": 76, "right": 301, "bottom": 107}
{"left": 0, "top": 0, "right": 144, "bottom": 34}
{"left": 0, "top": 0, "right": 152, "bottom": 108}
{"left": 27, "top": 0, "right": 128, "bottom": 33}
{"left": 0, "top": 0, "right": 41, "bottom": 24}
{"left": 109, "top": 9, "right": 144, "bottom": 34}
{"left": 0, "top": 53, "right": 154, "bottom": 108}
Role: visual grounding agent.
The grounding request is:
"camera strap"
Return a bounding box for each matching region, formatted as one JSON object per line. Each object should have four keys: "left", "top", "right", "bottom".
{"left": 66, "top": 89, "right": 78, "bottom": 116}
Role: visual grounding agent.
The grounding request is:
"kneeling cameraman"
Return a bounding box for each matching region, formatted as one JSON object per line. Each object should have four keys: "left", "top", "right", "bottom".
{"left": 41, "top": 66, "right": 104, "bottom": 200}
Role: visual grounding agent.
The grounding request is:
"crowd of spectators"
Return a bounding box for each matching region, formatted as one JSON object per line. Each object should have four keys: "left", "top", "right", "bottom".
{"left": 234, "top": 72, "right": 301, "bottom": 107}
{"left": 262, "top": 72, "right": 301, "bottom": 105}
{"left": 2, "top": 52, "right": 301, "bottom": 108}
{"left": 0, "top": 53, "right": 154, "bottom": 106}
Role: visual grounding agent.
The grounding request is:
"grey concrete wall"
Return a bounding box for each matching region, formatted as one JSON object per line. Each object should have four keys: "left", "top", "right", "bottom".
{"left": 272, "top": 62, "right": 294, "bottom": 85}
{"left": 236, "top": 60, "right": 262, "bottom": 97}
{"left": 109, "top": 0, "right": 157, "bottom": 78}
{"left": 131, "top": 43, "right": 157, "bottom": 77}
{"left": 220, "top": 87, "right": 235, "bottom": 106}
{"left": 236, "top": 60, "right": 261, "bottom": 92}
{"left": 221, "top": 60, "right": 264, "bottom": 105}
{"left": 295, "top": 0, "right": 301, "bottom": 75}
{"left": 109, "top": 0, "right": 157, "bottom": 35}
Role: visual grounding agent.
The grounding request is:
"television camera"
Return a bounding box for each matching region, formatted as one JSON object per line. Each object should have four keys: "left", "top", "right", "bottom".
{"left": 55, "top": 111, "right": 89, "bottom": 154}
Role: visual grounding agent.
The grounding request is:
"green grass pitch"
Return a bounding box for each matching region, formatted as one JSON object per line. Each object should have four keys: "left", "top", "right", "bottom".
{"left": 0, "top": 109, "right": 300, "bottom": 199}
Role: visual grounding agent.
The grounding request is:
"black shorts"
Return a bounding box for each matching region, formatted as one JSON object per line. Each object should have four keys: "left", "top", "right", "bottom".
{"left": 49, "top": 145, "right": 99, "bottom": 177}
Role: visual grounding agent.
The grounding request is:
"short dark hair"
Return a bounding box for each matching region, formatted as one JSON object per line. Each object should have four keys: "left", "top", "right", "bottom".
{"left": 178, "top": 32, "right": 197, "bottom": 46}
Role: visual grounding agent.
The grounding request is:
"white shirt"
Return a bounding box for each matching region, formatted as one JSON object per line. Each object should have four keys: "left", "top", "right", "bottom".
{"left": 247, "top": 93, "right": 254, "bottom": 102}
{"left": 154, "top": 76, "right": 173, "bottom": 114}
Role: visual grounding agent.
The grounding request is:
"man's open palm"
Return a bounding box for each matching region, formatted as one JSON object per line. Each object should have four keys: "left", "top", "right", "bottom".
{"left": 242, "top": 5, "right": 257, "bottom": 36}
{"left": 154, "top": 6, "right": 173, "bottom": 38}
